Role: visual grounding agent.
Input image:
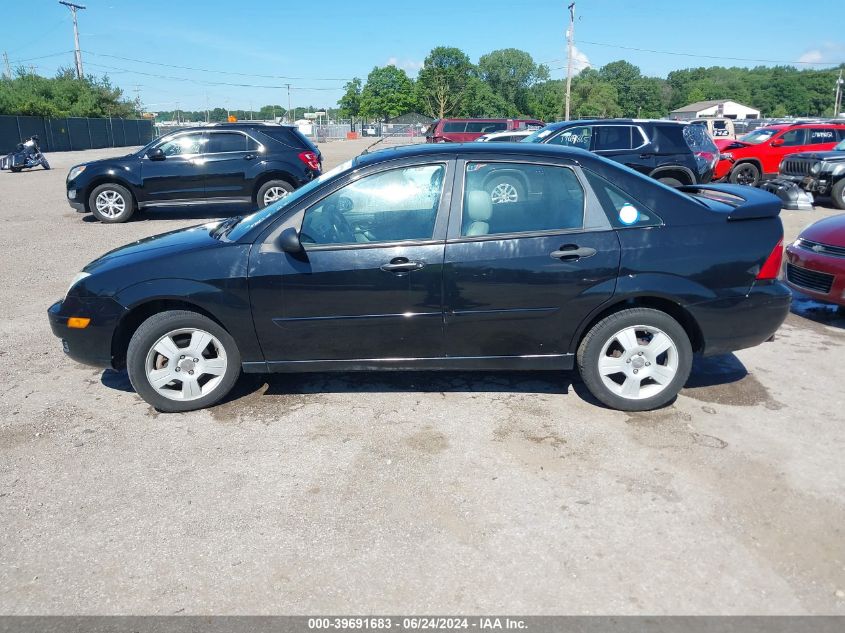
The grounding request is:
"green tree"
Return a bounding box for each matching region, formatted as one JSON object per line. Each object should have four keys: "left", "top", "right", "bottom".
{"left": 338, "top": 78, "right": 362, "bottom": 120}
{"left": 359, "top": 66, "right": 416, "bottom": 121}
{"left": 416, "top": 46, "right": 473, "bottom": 119}
{"left": 570, "top": 70, "right": 622, "bottom": 118}
{"left": 478, "top": 48, "right": 549, "bottom": 115}
{"left": 459, "top": 75, "right": 514, "bottom": 117}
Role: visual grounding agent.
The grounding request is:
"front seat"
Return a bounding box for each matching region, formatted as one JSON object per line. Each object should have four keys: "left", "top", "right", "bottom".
{"left": 464, "top": 190, "right": 492, "bottom": 236}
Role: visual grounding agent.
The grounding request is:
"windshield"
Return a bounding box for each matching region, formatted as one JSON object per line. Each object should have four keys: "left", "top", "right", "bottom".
{"left": 739, "top": 128, "right": 778, "bottom": 145}
{"left": 835, "top": 139, "right": 845, "bottom": 151}
{"left": 222, "top": 159, "right": 355, "bottom": 241}
{"left": 521, "top": 126, "right": 556, "bottom": 143}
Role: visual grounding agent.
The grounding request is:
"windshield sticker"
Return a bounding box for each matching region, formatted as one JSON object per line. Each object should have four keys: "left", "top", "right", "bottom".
{"left": 619, "top": 204, "right": 639, "bottom": 225}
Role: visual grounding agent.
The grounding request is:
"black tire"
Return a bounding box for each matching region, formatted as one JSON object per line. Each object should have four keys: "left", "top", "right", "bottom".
{"left": 487, "top": 175, "right": 525, "bottom": 204}
{"left": 577, "top": 308, "right": 693, "bottom": 412}
{"left": 41, "top": 158, "right": 50, "bottom": 170}
{"left": 657, "top": 176, "right": 683, "bottom": 187}
{"left": 89, "top": 183, "right": 135, "bottom": 223}
{"left": 257, "top": 179, "right": 295, "bottom": 209}
{"left": 10, "top": 166, "right": 22, "bottom": 173}
{"left": 127, "top": 310, "right": 242, "bottom": 413}
{"left": 830, "top": 179, "right": 845, "bottom": 210}
{"left": 729, "top": 162, "right": 760, "bottom": 187}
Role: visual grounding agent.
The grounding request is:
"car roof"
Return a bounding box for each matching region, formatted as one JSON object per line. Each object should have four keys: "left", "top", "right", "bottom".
{"left": 540, "top": 118, "right": 686, "bottom": 131}
{"left": 168, "top": 123, "right": 298, "bottom": 133}
{"left": 481, "top": 130, "right": 533, "bottom": 138}
{"left": 355, "top": 142, "right": 593, "bottom": 169}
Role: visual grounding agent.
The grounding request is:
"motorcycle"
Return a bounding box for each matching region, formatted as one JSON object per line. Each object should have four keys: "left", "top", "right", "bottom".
{"left": 1, "top": 135, "right": 51, "bottom": 172}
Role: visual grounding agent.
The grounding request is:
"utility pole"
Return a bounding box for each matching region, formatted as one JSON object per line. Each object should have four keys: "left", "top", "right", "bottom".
{"left": 59, "top": 1, "right": 86, "bottom": 80}
{"left": 286, "top": 83, "right": 292, "bottom": 123}
{"left": 564, "top": 2, "right": 576, "bottom": 121}
{"left": 2, "top": 52, "right": 11, "bottom": 79}
{"left": 835, "top": 70, "right": 844, "bottom": 119}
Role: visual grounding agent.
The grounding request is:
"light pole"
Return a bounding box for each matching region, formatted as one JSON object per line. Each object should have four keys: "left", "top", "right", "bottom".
{"left": 564, "top": 2, "right": 575, "bottom": 121}
{"left": 59, "top": 1, "right": 86, "bottom": 79}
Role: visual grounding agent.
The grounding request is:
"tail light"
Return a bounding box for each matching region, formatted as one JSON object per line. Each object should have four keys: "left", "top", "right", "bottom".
{"left": 757, "top": 239, "right": 784, "bottom": 280}
{"left": 696, "top": 150, "right": 718, "bottom": 170}
{"left": 298, "top": 151, "right": 321, "bottom": 171}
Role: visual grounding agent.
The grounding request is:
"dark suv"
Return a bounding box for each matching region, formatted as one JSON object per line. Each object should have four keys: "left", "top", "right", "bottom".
{"left": 523, "top": 119, "right": 718, "bottom": 186}
{"left": 66, "top": 123, "right": 322, "bottom": 223}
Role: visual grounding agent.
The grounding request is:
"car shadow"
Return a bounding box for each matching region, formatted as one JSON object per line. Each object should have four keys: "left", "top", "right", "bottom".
{"left": 789, "top": 291, "right": 845, "bottom": 330}
{"left": 80, "top": 203, "right": 256, "bottom": 223}
{"left": 100, "top": 354, "right": 752, "bottom": 412}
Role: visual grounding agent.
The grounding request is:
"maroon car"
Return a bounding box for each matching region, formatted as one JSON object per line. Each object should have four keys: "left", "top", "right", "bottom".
{"left": 784, "top": 213, "right": 845, "bottom": 307}
{"left": 426, "top": 118, "right": 544, "bottom": 143}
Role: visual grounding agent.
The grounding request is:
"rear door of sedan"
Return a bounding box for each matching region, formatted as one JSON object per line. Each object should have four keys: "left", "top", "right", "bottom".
{"left": 442, "top": 155, "right": 621, "bottom": 362}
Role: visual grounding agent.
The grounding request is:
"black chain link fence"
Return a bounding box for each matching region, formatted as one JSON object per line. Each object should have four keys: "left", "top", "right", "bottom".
{"left": 0, "top": 115, "right": 155, "bottom": 153}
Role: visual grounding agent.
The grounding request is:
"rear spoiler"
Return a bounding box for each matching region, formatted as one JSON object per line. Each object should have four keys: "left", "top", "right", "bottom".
{"left": 677, "top": 184, "right": 782, "bottom": 220}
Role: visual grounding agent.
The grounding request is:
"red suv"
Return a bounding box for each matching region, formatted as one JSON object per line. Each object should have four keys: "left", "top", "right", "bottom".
{"left": 714, "top": 123, "right": 845, "bottom": 186}
{"left": 426, "top": 118, "right": 544, "bottom": 143}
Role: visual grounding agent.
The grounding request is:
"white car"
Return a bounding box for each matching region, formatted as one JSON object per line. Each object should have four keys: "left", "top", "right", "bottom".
{"left": 475, "top": 130, "right": 535, "bottom": 143}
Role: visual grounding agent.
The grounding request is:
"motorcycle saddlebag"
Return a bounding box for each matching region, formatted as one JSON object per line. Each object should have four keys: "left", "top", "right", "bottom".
{"left": 759, "top": 178, "right": 814, "bottom": 211}
{"left": 0, "top": 154, "right": 11, "bottom": 170}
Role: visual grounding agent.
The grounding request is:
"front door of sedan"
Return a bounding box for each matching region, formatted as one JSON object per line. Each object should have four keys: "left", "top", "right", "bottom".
{"left": 199, "top": 131, "right": 259, "bottom": 203}
{"left": 249, "top": 161, "right": 453, "bottom": 363}
{"left": 443, "top": 159, "right": 621, "bottom": 360}
{"left": 139, "top": 131, "right": 207, "bottom": 205}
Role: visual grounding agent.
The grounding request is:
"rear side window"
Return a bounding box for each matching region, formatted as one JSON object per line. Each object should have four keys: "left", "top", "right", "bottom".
{"left": 206, "top": 132, "right": 247, "bottom": 153}
{"left": 808, "top": 128, "right": 837, "bottom": 144}
{"left": 592, "top": 126, "right": 633, "bottom": 151}
{"left": 461, "top": 162, "right": 585, "bottom": 237}
{"left": 259, "top": 126, "right": 317, "bottom": 152}
{"left": 443, "top": 122, "right": 467, "bottom": 133}
{"left": 465, "top": 121, "right": 507, "bottom": 133}
{"left": 584, "top": 169, "right": 662, "bottom": 229}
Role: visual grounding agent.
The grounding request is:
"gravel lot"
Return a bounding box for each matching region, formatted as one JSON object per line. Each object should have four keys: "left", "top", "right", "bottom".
{"left": 1, "top": 141, "right": 843, "bottom": 615}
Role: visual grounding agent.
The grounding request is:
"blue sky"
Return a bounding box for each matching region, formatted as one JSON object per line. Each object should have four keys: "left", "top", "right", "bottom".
{"left": 3, "top": 0, "right": 843, "bottom": 112}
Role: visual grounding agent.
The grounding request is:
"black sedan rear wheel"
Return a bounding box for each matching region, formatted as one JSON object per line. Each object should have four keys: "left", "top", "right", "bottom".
{"left": 577, "top": 308, "right": 692, "bottom": 411}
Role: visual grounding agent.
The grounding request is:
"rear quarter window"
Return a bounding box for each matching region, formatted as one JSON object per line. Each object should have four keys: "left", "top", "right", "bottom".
{"left": 584, "top": 169, "right": 662, "bottom": 229}
{"left": 258, "top": 127, "right": 316, "bottom": 151}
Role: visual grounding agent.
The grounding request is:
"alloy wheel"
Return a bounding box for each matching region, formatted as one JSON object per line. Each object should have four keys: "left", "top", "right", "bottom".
{"left": 596, "top": 325, "right": 679, "bottom": 400}
{"left": 144, "top": 328, "right": 228, "bottom": 401}
{"left": 490, "top": 182, "right": 519, "bottom": 204}
{"left": 263, "top": 186, "right": 290, "bottom": 206}
{"left": 95, "top": 190, "right": 126, "bottom": 218}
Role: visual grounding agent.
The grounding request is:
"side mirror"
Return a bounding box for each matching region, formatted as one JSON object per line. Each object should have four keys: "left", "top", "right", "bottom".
{"left": 146, "top": 147, "right": 165, "bottom": 161}
{"left": 770, "top": 138, "right": 784, "bottom": 147}
{"left": 278, "top": 227, "right": 303, "bottom": 254}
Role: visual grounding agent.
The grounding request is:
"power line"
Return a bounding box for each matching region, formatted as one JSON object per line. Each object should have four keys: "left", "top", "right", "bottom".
{"left": 8, "top": 50, "right": 75, "bottom": 64}
{"left": 577, "top": 39, "right": 844, "bottom": 66}
{"left": 84, "top": 50, "right": 353, "bottom": 81}
{"left": 84, "top": 61, "right": 344, "bottom": 90}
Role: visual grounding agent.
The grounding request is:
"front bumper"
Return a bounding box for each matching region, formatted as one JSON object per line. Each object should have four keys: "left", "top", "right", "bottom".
{"left": 688, "top": 282, "right": 792, "bottom": 356}
{"left": 784, "top": 245, "right": 845, "bottom": 307}
{"left": 48, "top": 296, "right": 127, "bottom": 368}
{"left": 66, "top": 187, "right": 87, "bottom": 212}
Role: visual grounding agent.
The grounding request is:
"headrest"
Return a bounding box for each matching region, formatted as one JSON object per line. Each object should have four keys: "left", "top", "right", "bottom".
{"left": 466, "top": 190, "right": 492, "bottom": 222}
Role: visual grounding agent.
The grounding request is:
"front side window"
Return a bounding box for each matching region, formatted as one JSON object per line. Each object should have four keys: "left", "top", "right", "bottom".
{"left": 592, "top": 126, "right": 633, "bottom": 151}
{"left": 300, "top": 164, "right": 444, "bottom": 246}
{"left": 461, "top": 162, "right": 585, "bottom": 237}
{"left": 205, "top": 132, "right": 247, "bottom": 153}
{"left": 156, "top": 132, "right": 205, "bottom": 156}
{"left": 780, "top": 129, "right": 806, "bottom": 146}
{"left": 547, "top": 126, "right": 592, "bottom": 149}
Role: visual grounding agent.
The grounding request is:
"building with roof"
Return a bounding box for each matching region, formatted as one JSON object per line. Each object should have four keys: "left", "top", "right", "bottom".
{"left": 670, "top": 100, "right": 761, "bottom": 121}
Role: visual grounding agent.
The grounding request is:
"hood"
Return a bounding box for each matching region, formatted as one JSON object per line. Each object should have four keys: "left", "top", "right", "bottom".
{"left": 783, "top": 150, "right": 845, "bottom": 162}
{"left": 84, "top": 222, "right": 225, "bottom": 274}
{"left": 800, "top": 213, "right": 845, "bottom": 248}
{"left": 715, "top": 139, "right": 749, "bottom": 151}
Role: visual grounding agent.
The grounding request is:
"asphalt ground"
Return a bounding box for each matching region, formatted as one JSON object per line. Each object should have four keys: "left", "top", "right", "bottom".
{"left": 0, "top": 140, "right": 843, "bottom": 614}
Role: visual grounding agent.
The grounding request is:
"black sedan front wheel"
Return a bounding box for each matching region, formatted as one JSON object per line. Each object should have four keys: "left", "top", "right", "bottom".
{"left": 577, "top": 308, "right": 693, "bottom": 411}
{"left": 127, "top": 310, "right": 241, "bottom": 412}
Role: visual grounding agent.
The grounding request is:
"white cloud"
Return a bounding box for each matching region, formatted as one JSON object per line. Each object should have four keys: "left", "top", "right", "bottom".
{"left": 798, "top": 42, "right": 845, "bottom": 65}
{"left": 570, "top": 45, "right": 591, "bottom": 74}
{"left": 386, "top": 57, "right": 424, "bottom": 75}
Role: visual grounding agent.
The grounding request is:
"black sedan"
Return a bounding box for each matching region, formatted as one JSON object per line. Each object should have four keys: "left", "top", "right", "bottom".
{"left": 49, "top": 143, "right": 790, "bottom": 412}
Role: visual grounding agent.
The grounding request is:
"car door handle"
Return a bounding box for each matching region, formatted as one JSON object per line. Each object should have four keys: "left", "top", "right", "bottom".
{"left": 550, "top": 245, "right": 597, "bottom": 260}
{"left": 380, "top": 258, "right": 425, "bottom": 273}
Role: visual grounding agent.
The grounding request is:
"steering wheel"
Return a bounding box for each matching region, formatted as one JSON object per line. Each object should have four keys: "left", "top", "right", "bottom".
{"left": 324, "top": 205, "right": 356, "bottom": 243}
